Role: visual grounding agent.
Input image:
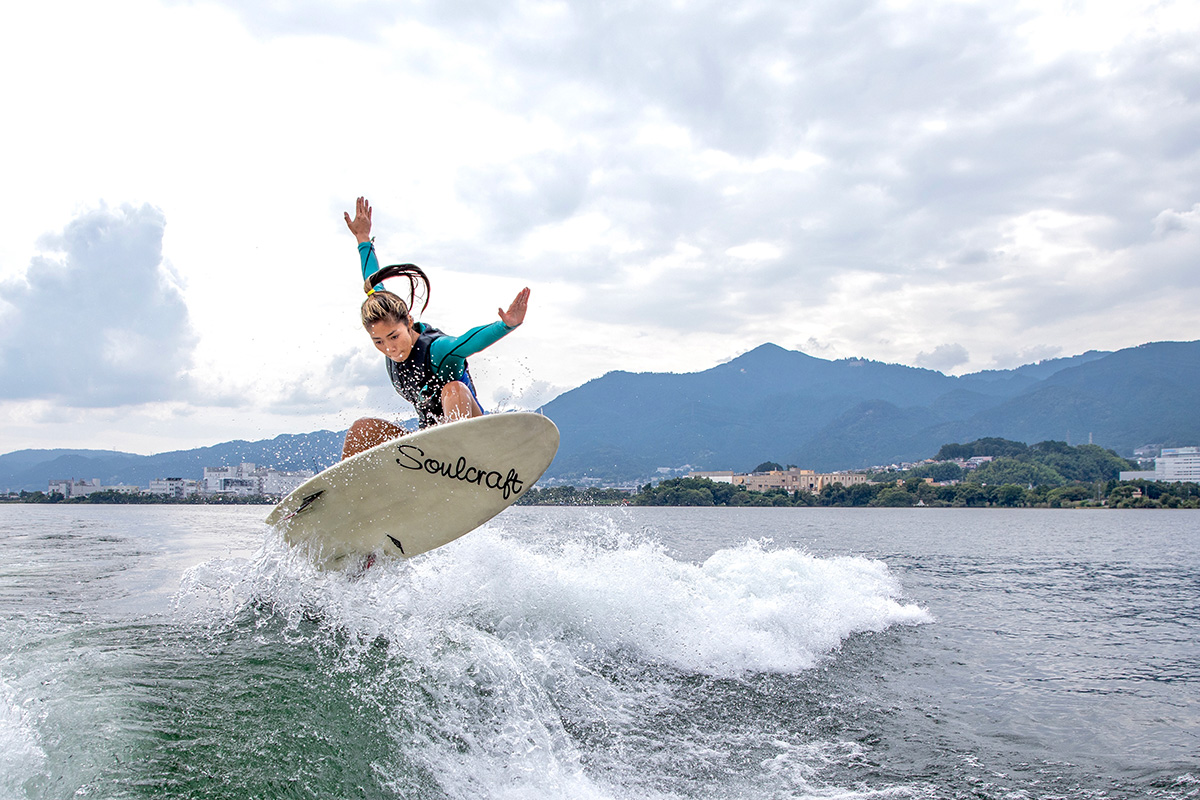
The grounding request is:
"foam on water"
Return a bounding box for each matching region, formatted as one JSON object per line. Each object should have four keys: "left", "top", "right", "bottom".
{"left": 172, "top": 515, "right": 932, "bottom": 799}
{"left": 179, "top": 518, "right": 931, "bottom": 670}
{"left": 0, "top": 678, "right": 45, "bottom": 798}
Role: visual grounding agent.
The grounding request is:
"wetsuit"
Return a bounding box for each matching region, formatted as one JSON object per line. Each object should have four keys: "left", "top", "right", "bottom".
{"left": 360, "top": 242, "right": 515, "bottom": 428}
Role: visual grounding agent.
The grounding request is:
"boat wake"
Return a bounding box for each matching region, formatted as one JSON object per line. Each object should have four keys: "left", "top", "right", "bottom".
{"left": 170, "top": 511, "right": 932, "bottom": 799}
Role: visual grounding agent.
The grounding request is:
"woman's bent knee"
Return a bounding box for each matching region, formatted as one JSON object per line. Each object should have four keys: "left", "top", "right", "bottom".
{"left": 342, "top": 417, "right": 405, "bottom": 459}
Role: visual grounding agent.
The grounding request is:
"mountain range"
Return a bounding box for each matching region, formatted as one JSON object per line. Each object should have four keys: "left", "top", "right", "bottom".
{"left": 3, "top": 339, "right": 1197, "bottom": 490}
{"left": 536, "top": 339, "right": 1199, "bottom": 481}
{"left": 0, "top": 432, "right": 344, "bottom": 494}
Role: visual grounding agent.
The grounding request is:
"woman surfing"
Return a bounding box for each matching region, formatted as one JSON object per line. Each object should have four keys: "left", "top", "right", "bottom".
{"left": 341, "top": 196, "right": 529, "bottom": 459}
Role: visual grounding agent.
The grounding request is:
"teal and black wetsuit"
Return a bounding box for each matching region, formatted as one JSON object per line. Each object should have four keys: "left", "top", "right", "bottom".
{"left": 360, "top": 242, "right": 515, "bottom": 428}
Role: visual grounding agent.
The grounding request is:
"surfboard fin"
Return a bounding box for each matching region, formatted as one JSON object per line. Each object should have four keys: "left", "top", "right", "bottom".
{"left": 295, "top": 490, "right": 324, "bottom": 514}
{"left": 387, "top": 534, "right": 406, "bottom": 554}
{"left": 278, "top": 490, "right": 324, "bottom": 523}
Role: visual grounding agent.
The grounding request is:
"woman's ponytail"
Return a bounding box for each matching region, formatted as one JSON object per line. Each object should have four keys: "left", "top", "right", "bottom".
{"left": 360, "top": 263, "right": 432, "bottom": 329}
{"left": 364, "top": 263, "right": 430, "bottom": 314}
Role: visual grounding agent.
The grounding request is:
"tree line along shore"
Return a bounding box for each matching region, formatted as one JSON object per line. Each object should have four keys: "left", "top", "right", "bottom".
{"left": 517, "top": 477, "right": 1200, "bottom": 509}
{"left": 7, "top": 477, "right": 1195, "bottom": 508}
{"left": 516, "top": 439, "right": 1200, "bottom": 509}
{"left": 2, "top": 491, "right": 277, "bottom": 505}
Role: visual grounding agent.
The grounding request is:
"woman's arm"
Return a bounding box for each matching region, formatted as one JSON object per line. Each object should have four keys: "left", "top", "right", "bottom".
{"left": 429, "top": 321, "right": 516, "bottom": 378}
{"left": 429, "top": 288, "right": 530, "bottom": 377}
{"left": 358, "top": 241, "right": 382, "bottom": 286}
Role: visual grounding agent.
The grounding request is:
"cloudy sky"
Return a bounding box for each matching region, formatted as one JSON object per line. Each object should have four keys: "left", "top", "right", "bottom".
{"left": 1, "top": 0, "right": 1198, "bottom": 455}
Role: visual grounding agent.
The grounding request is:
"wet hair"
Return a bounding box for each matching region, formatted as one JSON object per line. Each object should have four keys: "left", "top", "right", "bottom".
{"left": 360, "top": 263, "right": 430, "bottom": 328}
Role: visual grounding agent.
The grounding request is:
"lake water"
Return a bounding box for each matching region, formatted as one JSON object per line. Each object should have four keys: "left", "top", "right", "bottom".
{"left": 1, "top": 505, "right": 1196, "bottom": 799}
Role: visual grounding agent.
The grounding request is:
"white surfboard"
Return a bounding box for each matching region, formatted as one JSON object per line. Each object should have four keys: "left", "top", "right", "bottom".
{"left": 265, "top": 413, "right": 559, "bottom": 570}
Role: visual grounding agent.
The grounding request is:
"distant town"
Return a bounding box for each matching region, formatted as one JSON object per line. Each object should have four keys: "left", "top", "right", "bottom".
{"left": 40, "top": 463, "right": 313, "bottom": 502}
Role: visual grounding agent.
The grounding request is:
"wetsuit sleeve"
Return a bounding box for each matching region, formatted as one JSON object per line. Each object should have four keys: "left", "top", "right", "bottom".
{"left": 428, "top": 321, "right": 517, "bottom": 380}
{"left": 358, "top": 241, "right": 383, "bottom": 292}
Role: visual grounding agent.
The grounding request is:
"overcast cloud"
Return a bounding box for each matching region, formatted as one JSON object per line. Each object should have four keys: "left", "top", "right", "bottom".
{"left": 0, "top": 0, "right": 1197, "bottom": 453}
{"left": 0, "top": 204, "right": 196, "bottom": 407}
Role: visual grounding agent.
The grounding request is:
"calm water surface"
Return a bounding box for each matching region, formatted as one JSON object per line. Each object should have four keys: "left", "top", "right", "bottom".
{"left": 0, "top": 505, "right": 1196, "bottom": 799}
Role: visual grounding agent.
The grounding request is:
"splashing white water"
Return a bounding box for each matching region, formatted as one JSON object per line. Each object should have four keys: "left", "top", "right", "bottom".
{"left": 0, "top": 677, "right": 45, "bottom": 799}
{"left": 179, "top": 518, "right": 930, "bottom": 676}
{"left": 174, "top": 515, "right": 932, "bottom": 800}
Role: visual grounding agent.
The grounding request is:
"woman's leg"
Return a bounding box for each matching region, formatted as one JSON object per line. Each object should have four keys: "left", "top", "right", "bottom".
{"left": 441, "top": 381, "right": 484, "bottom": 421}
{"left": 342, "top": 417, "right": 407, "bottom": 459}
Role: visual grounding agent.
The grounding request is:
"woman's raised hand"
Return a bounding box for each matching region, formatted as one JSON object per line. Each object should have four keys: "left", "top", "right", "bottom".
{"left": 343, "top": 196, "right": 373, "bottom": 243}
{"left": 499, "top": 287, "right": 530, "bottom": 328}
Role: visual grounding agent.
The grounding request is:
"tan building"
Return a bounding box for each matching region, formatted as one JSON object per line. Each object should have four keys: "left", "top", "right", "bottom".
{"left": 689, "top": 468, "right": 872, "bottom": 494}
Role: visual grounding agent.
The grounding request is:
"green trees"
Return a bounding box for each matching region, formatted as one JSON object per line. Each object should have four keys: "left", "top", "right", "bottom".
{"left": 1105, "top": 480, "right": 1200, "bottom": 508}
{"left": 1032, "top": 443, "right": 1136, "bottom": 483}
{"left": 515, "top": 474, "right": 1200, "bottom": 508}
{"left": 994, "top": 484, "right": 1027, "bottom": 507}
{"left": 630, "top": 478, "right": 823, "bottom": 507}
{"left": 970, "top": 458, "right": 1065, "bottom": 488}
{"left": 937, "top": 438, "right": 1137, "bottom": 488}
{"left": 935, "top": 438, "right": 1029, "bottom": 460}
{"left": 512, "top": 438, "right": 1188, "bottom": 509}
{"left": 952, "top": 483, "right": 989, "bottom": 507}
{"left": 14, "top": 490, "right": 62, "bottom": 503}
{"left": 633, "top": 478, "right": 720, "bottom": 506}
{"left": 908, "top": 461, "right": 965, "bottom": 482}
{"left": 872, "top": 486, "right": 915, "bottom": 507}
{"left": 1045, "top": 485, "right": 1093, "bottom": 507}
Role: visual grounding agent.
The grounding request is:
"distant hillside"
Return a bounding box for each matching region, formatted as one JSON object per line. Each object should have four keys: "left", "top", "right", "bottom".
{"left": 5, "top": 340, "right": 1197, "bottom": 490}
{"left": 1, "top": 432, "right": 345, "bottom": 493}
{"left": 539, "top": 339, "right": 1200, "bottom": 480}
{"left": 956, "top": 350, "right": 1110, "bottom": 392}
{"left": 542, "top": 344, "right": 959, "bottom": 478}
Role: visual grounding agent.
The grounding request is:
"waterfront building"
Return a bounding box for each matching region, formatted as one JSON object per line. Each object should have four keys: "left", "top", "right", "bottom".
{"left": 47, "top": 478, "right": 100, "bottom": 498}
{"left": 203, "top": 463, "right": 261, "bottom": 495}
{"left": 1156, "top": 447, "right": 1200, "bottom": 483}
{"left": 737, "top": 468, "right": 871, "bottom": 494}
{"left": 202, "top": 463, "right": 314, "bottom": 496}
{"left": 259, "top": 469, "right": 313, "bottom": 497}
{"left": 148, "top": 478, "right": 200, "bottom": 498}
{"left": 1119, "top": 446, "right": 1200, "bottom": 483}
{"left": 101, "top": 485, "right": 141, "bottom": 495}
{"left": 45, "top": 479, "right": 139, "bottom": 497}
{"left": 687, "top": 467, "right": 873, "bottom": 494}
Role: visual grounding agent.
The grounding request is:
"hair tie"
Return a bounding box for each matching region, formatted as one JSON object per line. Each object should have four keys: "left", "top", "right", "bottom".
{"left": 366, "top": 288, "right": 376, "bottom": 295}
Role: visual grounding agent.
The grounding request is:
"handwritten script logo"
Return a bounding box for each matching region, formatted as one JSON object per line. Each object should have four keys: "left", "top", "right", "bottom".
{"left": 395, "top": 444, "right": 525, "bottom": 500}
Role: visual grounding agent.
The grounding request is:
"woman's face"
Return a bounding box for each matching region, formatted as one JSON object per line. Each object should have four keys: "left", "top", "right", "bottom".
{"left": 368, "top": 318, "right": 415, "bottom": 362}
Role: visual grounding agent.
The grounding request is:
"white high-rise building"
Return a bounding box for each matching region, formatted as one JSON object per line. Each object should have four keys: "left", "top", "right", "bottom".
{"left": 203, "top": 463, "right": 259, "bottom": 494}
{"left": 201, "top": 463, "right": 314, "bottom": 496}
{"left": 259, "top": 470, "right": 312, "bottom": 497}
{"left": 1156, "top": 447, "right": 1200, "bottom": 483}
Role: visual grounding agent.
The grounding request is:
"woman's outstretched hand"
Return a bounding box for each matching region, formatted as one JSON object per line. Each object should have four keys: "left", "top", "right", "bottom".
{"left": 499, "top": 287, "right": 530, "bottom": 328}
{"left": 344, "top": 196, "right": 373, "bottom": 244}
